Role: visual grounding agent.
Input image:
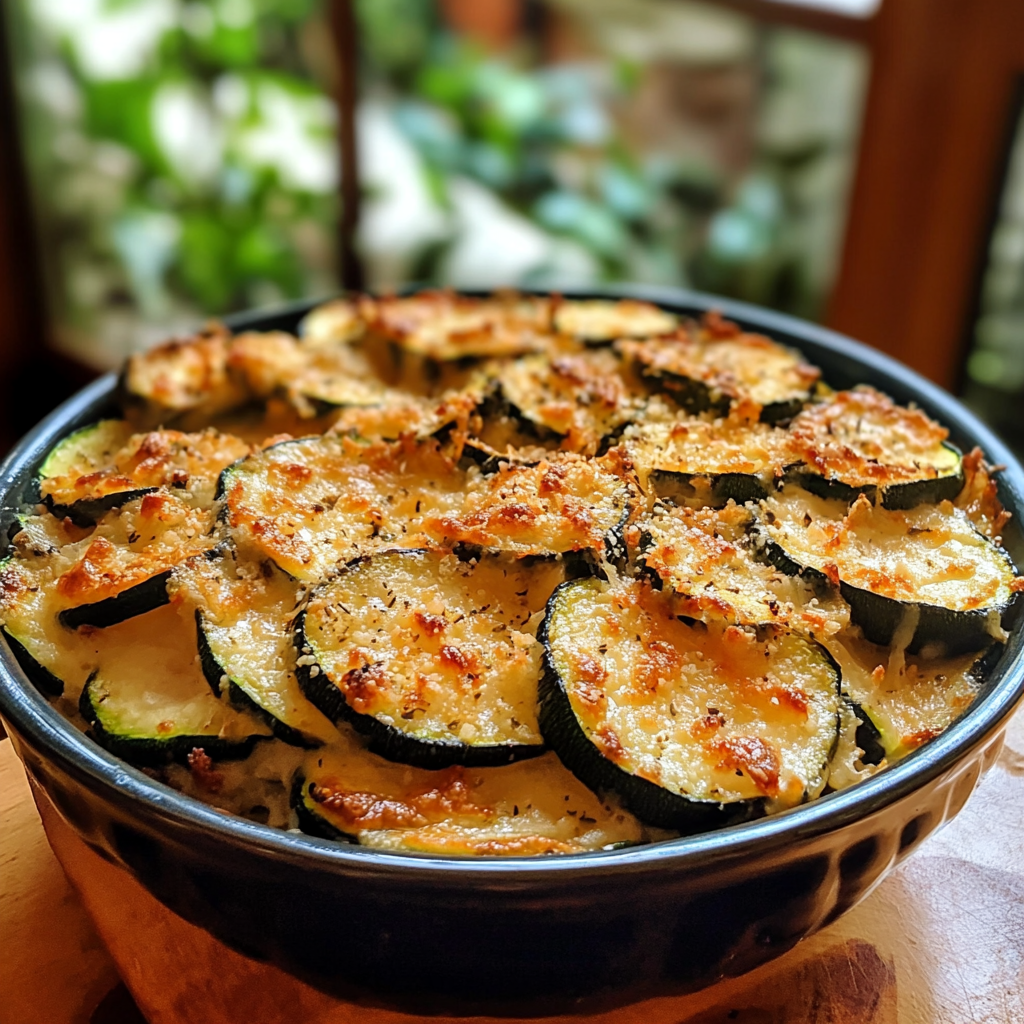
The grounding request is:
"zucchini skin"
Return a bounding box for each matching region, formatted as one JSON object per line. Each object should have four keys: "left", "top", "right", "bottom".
{"left": 44, "top": 489, "right": 158, "bottom": 529}
{"left": 536, "top": 582, "right": 765, "bottom": 833}
{"left": 195, "top": 611, "right": 321, "bottom": 749}
{"left": 839, "top": 582, "right": 1017, "bottom": 657}
{"left": 1, "top": 627, "right": 65, "bottom": 697}
{"left": 648, "top": 469, "right": 768, "bottom": 507}
{"left": 58, "top": 570, "right": 173, "bottom": 630}
{"left": 754, "top": 525, "right": 1019, "bottom": 656}
{"left": 845, "top": 698, "right": 885, "bottom": 767}
{"left": 290, "top": 772, "right": 355, "bottom": 843}
{"left": 77, "top": 673, "right": 264, "bottom": 767}
{"left": 641, "top": 370, "right": 806, "bottom": 425}
{"left": 294, "top": 610, "right": 546, "bottom": 771}
{"left": 784, "top": 442, "right": 964, "bottom": 511}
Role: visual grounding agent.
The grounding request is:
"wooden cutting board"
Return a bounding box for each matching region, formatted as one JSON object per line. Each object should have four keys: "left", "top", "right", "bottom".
{"left": 2, "top": 710, "right": 1024, "bottom": 1024}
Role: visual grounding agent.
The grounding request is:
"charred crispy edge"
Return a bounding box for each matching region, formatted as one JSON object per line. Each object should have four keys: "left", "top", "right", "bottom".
{"left": 842, "top": 697, "right": 885, "bottom": 768}
{"left": 536, "top": 579, "right": 767, "bottom": 833}
{"left": 753, "top": 517, "right": 1019, "bottom": 656}
{"left": 44, "top": 489, "right": 159, "bottom": 528}
{"left": 291, "top": 772, "right": 358, "bottom": 843}
{"left": 195, "top": 610, "right": 322, "bottom": 749}
{"left": 77, "top": 671, "right": 264, "bottom": 767}
{"left": 1, "top": 626, "right": 65, "bottom": 697}
{"left": 635, "top": 366, "right": 811, "bottom": 425}
{"left": 783, "top": 442, "right": 964, "bottom": 511}
{"left": 58, "top": 570, "right": 173, "bottom": 630}
{"left": 294, "top": 553, "right": 547, "bottom": 770}
{"left": 648, "top": 469, "right": 768, "bottom": 507}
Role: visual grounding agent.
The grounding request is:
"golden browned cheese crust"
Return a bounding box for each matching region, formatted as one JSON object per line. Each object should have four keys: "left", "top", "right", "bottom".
{"left": 789, "top": 387, "right": 956, "bottom": 487}
{"left": 3, "top": 290, "right": 1014, "bottom": 855}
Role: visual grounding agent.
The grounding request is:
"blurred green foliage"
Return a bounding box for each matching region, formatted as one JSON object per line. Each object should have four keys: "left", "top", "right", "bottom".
{"left": 7, "top": 0, "right": 336, "bottom": 357}
{"left": 6, "top": 0, "right": 852, "bottom": 364}
{"left": 356, "top": 0, "right": 830, "bottom": 316}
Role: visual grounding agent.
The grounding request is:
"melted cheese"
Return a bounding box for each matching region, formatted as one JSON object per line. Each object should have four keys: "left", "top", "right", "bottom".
{"left": 421, "top": 451, "right": 633, "bottom": 557}
{"left": 553, "top": 299, "right": 677, "bottom": 342}
{"left": 301, "top": 732, "right": 648, "bottom": 854}
{"left": 85, "top": 603, "right": 270, "bottom": 741}
{"left": 620, "top": 333, "right": 819, "bottom": 412}
{"left": 170, "top": 552, "right": 337, "bottom": 744}
{"left": 626, "top": 418, "right": 794, "bottom": 485}
{"left": 365, "top": 291, "right": 557, "bottom": 361}
{"left": 825, "top": 633, "right": 981, "bottom": 758}
{"left": 224, "top": 437, "right": 633, "bottom": 579}
{"left": 304, "top": 551, "right": 565, "bottom": 746}
{"left": 762, "top": 487, "right": 1017, "bottom": 611}
{"left": 788, "top": 387, "right": 960, "bottom": 488}
{"left": 547, "top": 577, "right": 840, "bottom": 807}
{"left": 499, "top": 350, "right": 639, "bottom": 452}
{"left": 640, "top": 504, "right": 848, "bottom": 637}
{"left": 124, "top": 324, "right": 247, "bottom": 425}
{"left": 41, "top": 424, "right": 250, "bottom": 510}
{"left": 222, "top": 435, "right": 466, "bottom": 581}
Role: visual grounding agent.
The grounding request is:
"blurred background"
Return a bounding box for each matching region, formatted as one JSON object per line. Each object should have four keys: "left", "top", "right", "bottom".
{"left": 0, "top": 0, "right": 1022, "bottom": 455}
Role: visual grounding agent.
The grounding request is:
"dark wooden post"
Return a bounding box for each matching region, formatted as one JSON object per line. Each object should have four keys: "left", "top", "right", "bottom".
{"left": 826, "top": 0, "right": 1024, "bottom": 390}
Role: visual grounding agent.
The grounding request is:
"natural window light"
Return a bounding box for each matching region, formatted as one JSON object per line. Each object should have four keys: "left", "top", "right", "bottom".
{"left": 764, "top": 0, "right": 880, "bottom": 17}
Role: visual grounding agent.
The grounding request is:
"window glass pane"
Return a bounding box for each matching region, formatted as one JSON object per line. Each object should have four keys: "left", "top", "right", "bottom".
{"left": 355, "top": 0, "right": 868, "bottom": 322}
{"left": 962, "top": 98, "right": 1024, "bottom": 456}
{"left": 5, "top": 0, "right": 338, "bottom": 368}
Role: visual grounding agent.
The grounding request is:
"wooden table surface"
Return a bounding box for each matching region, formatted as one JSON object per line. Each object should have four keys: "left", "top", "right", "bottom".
{"left": 2, "top": 710, "right": 1024, "bottom": 1024}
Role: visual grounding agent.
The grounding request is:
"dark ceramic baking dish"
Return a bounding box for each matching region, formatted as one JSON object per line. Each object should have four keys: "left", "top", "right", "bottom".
{"left": 2, "top": 286, "right": 1023, "bottom": 1018}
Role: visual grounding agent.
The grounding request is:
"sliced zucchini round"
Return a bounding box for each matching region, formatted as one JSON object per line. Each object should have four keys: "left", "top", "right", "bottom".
{"left": 171, "top": 550, "right": 337, "bottom": 747}
{"left": 297, "top": 298, "right": 367, "bottom": 347}
{"left": 219, "top": 435, "right": 465, "bottom": 582}
{"left": 0, "top": 525, "right": 106, "bottom": 696}
{"left": 637, "top": 504, "right": 845, "bottom": 638}
{"left": 54, "top": 492, "right": 217, "bottom": 629}
{"left": 38, "top": 421, "right": 144, "bottom": 525}
{"left": 120, "top": 324, "right": 248, "bottom": 429}
{"left": 620, "top": 333, "right": 820, "bottom": 423}
{"left": 77, "top": 604, "right": 272, "bottom": 766}
{"left": 497, "top": 351, "right": 637, "bottom": 453}
{"left": 294, "top": 736, "right": 649, "bottom": 855}
{"left": 553, "top": 298, "right": 677, "bottom": 345}
{"left": 297, "top": 549, "right": 563, "bottom": 768}
{"left": 625, "top": 419, "right": 793, "bottom": 507}
{"left": 826, "top": 634, "right": 988, "bottom": 760}
{"left": 227, "top": 329, "right": 390, "bottom": 418}
{"left": 539, "top": 576, "right": 842, "bottom": 831}
{"left": 757, "top": 489, "right": 1021, "bottom": 655}
{"left": 369, "top": 291, "right": 553, "bottom": 362}
{"left": 786, "top": 388, "right": 963, "bottom": 509}
{"left": 330, "top": 391, "right": 481, "bottom": 444}
{"left": 39, "top": 423, "right": 250, "bottom": 524}
{"left": 422, "top": 451, "right": 635, "bottom": 561}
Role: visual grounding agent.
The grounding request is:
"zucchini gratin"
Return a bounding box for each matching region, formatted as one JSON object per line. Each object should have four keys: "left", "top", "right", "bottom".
{"left": 2, "top": 291, "right": 1020, "bottom": 857}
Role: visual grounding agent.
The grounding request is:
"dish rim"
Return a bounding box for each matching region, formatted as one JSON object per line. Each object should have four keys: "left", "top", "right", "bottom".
{"left": 2, "top": 283, "right": 1023, "bottom": 880}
